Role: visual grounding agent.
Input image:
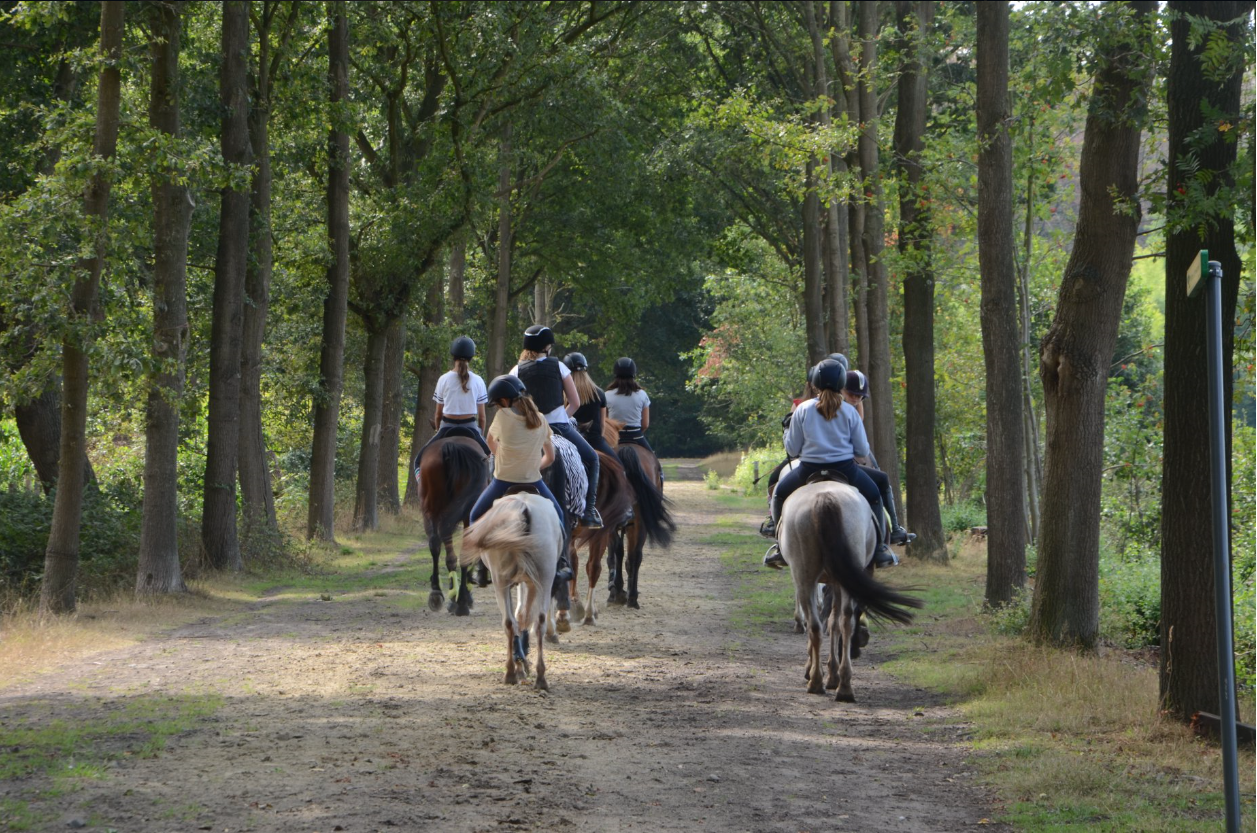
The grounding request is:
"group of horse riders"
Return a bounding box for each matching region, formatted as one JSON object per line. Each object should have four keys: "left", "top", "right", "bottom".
{"left": 414, "top": 323, "right": 655, "bottom": 582}
{"left": 758, "top": 352, "right": 916, "bottom": 572}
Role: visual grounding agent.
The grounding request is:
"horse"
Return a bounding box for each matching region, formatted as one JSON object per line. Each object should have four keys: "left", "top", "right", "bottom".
{"left": 778, "top": 477, "right": 921, "bottom": 702}
{"left": 604, "top": 418, "right": 676, "bottom": 609}
{"left": 459, "top": 491, "right": 565, "bottom": 691}
{"left": 417, "top": 436, "right": 491, "bottom": 616}
{"left": 565, "top": 450, "right": 633, "bottom": 627}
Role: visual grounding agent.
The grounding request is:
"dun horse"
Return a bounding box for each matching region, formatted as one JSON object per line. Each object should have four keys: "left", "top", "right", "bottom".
{"left": 417, "top": 437, "right": 490, "bottom": 615}
{"left": 778, "top": 478, "right": 921, "bottom": 702}
{"left": 460, "top": 492, "right": 566, "bottom": 691}
{"left": 604, "top": 418, "right": 675, "bottom": 609}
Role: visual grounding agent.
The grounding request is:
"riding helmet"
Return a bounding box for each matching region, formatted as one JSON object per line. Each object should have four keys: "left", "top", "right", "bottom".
{"left": 812, "top": 358, "right": 847, "bottom": 392}
{"left": 613, "top": 357, "right": 637, "bottom": 378}
{"left": 487, "top": 374, "right": 527, "bottom": 402}
{"left": 844, "top": 369, "right": 869, "bottom": 398}
{"left": 563, "top": 352, "right": 589, "bottom": 372}
{"left": 450, "top": 336, "right": 476, "bottom": 360}
{"left": 826, "top": 352, "right": 851, "bottom": 376}
{"left": 522, "top": 324, "right": 555, "bottom": 352}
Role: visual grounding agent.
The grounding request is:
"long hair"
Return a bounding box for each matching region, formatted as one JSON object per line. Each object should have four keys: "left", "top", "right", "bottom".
{"left": 513, "top": 393, "right": 544, "bottom": 430}
{"left": 571, "top": 370, "right": 600, "bottom": 406}
{"left": 816, "top": 389, "right": 843, "bottom": 420}
{"left": 607, "top": 376, "right": 641, "bottom": 395}
{"left": 518, "top": 348, "right": 546, "bottom": 364}
{"left": 453, "top": 357, "right": 470, "bottom": 393}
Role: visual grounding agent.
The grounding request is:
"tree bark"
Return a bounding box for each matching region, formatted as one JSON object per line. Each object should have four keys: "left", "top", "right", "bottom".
{"left": 202, "top": 0, "right": 251, "bottom": 573}
{"left": 352, "top": 323, "right": 389, "bottom": 531}
{"left": 855, "top": 1, "right": 902, "bottom": 513}
{"left": 448, "top": 235, "right": 466, "bottom": 324}
{"left": 487, "top": 123, "right": 514, "bottom": 379}
{"left": 376, "top": 314, "right": 407, "bottom": 514}
{"left": 975, "top": 0, "right": 1026, "bottom": 607}
{"left": 239, "top": 1, "right": 283, "bottom": 538}
{"left": 307, "top": 0, "right": 351, "bottom": 542}
{"left": 404, "top": 277, "right": 445, "bottom": 508}
{"left": 1159, "top": 0, "right": 1247, "bottom": 721}
{"left": 894, "top": 0, "right": 945, "bottom": 562}
{"left": 40, "top": 0, "right": 125, "bottom": 614}
{"left": 1030, "top": 0, "right": 1155, "bottom": 648}
{"left": 137, "top": 0, "right": 191, "bottom": 596}
{"left": 801, "top": 162, "right": 827, "bottom": 365}
{"left": 831, "top": 2, "right": 867, "bottom": 368}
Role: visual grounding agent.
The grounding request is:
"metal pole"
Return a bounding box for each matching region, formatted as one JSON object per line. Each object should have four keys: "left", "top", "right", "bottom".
{"left": 1205, "top": 261, "right": 1241, "bottom": 833}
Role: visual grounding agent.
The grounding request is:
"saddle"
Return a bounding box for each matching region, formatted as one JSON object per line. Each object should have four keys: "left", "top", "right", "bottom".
{"left": 503, "top": 484, "right": 540, "bottom": 497}
{"left": 805, "top": 469, "right": 851, "bottom": 486}
{"left": 442, "top": 426, "right": 482, "bottom": 443}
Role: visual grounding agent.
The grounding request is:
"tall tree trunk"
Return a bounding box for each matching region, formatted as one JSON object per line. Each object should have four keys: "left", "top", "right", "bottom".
{"left": 448, "top": 235, "right": 466, "bottom": 324}
{"left": 376, "top": 314, "right": 407, "bottom": 514}
{"left": 855, "top": 1, "right": 901, "bottom": 512}
{"left": 1030, "top": 0, "right": 1155, "bottom": 648}
{"left": 239, "top": 3, "right": 281, "bottom": 538}
{"left": 533, "top": 275, "right": 556, "bottom": 328}
{"left": 1018, "top": 210, "right": 1042, "bottom": 546}
{"left": 975, "top": 0, "right": 1026, "bottom": 607}
{"left": 801, "top": 164, "right": 827, "bottom": 365}
{"left": 307, "top": 0, "right": 350, "bottom": 542}
{"left": 202, "top": 0, "right": 251, "bottom": 573}
{"left": 352, "top": 322, "right": 389, "bottom": 531}
{"left": 487, "top": 123, "right": 513, "bottom": 379}
{"left": 832, "top": 1, "right": 866, "bottom": 367}
{"left": 894, "top": 0, "right": 945, "bottom": 562}
{"left": 137, "top": 0, "right": 191, "bottom": 596}
{"left": 404, "top": 277, "right": 445, "bottom": 508}
{"left": 1159, "top": 0, "right": 1247, "bottom": 722}
{"left": 40, "top": 1, "right": 125, "bottom": 614}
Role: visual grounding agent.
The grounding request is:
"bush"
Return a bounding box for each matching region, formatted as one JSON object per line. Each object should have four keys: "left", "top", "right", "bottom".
{"left": 940, "top": 501, "right": 987, "bottom": 533}
{"left": 1098, "top": 545, "right": 1161, "bottom": 649}
{"left": 704, "top": 469, "right": 721, "bottom": 490}
{"left": 730, "top": 447, "right": 787, "bottom": 496}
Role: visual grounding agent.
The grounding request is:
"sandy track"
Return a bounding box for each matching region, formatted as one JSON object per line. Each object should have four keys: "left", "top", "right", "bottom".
{"left": 0, "top": 481, "right": 1005, "bottom": 832}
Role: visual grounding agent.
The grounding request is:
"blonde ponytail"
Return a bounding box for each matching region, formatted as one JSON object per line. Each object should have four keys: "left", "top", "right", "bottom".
{"left": 816, "top": 389, "right": 843, "bottom": 420}
{"left": 514, "top": 393, "right": 544, "bottom": 430}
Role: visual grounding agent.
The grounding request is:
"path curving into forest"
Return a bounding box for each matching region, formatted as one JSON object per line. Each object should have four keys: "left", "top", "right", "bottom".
{"left": 0, "top": 481, "right": 1006, "bottom": 832}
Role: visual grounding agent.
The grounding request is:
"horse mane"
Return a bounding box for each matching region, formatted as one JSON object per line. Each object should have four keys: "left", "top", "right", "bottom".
{"left": 420, "top": 440, "right": 487, "bottom": 521}
{"left": 809, "top": 489, "right": 921, "bottom": 624}
{"left": 617, "top": 445, "right": 676, "bottom": 547}
{"left": 603, "top": 417, "right": 624, "bottom": 447}
{"left": 575, "top": 450, "right": 633, "bottom": 548}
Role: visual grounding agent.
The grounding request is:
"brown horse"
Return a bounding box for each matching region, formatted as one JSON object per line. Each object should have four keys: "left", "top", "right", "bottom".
{"left": 418, "top": 436, "right": 491, "bottom": 615}
{"left": 561, "top": 450, "right": 634, "bottom": 628}
{"left": 603, "top": 418, "right": 675, "bottom": 609}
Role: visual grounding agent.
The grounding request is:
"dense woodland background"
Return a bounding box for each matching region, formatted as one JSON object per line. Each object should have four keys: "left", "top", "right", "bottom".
{"left": 0, "top": 0, "right": 1252, "bottom": 726}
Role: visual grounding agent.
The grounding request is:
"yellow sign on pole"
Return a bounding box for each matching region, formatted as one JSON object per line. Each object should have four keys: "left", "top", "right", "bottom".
{"left": 1186, "top": 249, "right": 1208, "bottom": 298}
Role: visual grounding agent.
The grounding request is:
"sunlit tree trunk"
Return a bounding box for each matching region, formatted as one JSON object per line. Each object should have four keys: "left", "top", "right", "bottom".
{"left": 137, "top": 0, "right": 191, "bottom": 596}
{"left": 801, "top": 161, "right": 827, "bottom": 365}
{"left": 353, "top": 322, "right": 389, "bottom": 531}
{"left": 975, "top": 0, "right": 1026, "bottom": 607}
{"left": 377, "top": 314, "right": 407, "bottom": 515}
{"left": 487, "top": 123, "right": 513, "bottom": 379}
{"left": 40, "top": 1, "right": 125, "bottom": 614}
{"left": 404, "top": 277, "right": 445, "bottom": 508}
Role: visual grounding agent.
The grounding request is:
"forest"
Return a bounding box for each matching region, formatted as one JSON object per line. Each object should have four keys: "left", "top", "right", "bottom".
{"left": 0, "top": 0, "right": 1253, "bottom": 746}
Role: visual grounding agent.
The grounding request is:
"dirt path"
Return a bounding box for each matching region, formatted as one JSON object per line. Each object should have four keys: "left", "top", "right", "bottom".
{"left": 1, "top": 481, "right": 1006, "bottom": 832}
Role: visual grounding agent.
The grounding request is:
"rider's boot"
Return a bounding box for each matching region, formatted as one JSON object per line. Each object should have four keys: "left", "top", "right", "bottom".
{"left": 888, "top": 525, "right": 917, "bottom": 546}
{"left": 579, "top": 467, "right": 603, "bottom": 529}
{"left": 873, "top": 516, "right": 898, "bottom": 568}
{"left": 763, "top": 542, "right": 787, "bottom": 570}
{"left": 758, "top": 515, "right": 777, "bottom": 539}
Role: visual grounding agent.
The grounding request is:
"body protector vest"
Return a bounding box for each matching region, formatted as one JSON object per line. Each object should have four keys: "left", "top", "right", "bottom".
{"left": 517, "top": 358, "right": 565, "bottom": 416}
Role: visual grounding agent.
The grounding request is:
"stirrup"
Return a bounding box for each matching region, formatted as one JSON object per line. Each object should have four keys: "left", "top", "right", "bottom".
{"left": 873, "top": 544, "right": 898, "bottom": 568}
{"left": 580, "top": 507, "right": 603, "bottom": 529}
{"left": 758, "top": 517, "right": 776, "bottom": 539}
{"left": 763, "top": 543, "right": 786, "bottom": 570}
{"left": 889, "top": 526, "right": 916, "bottom": 546}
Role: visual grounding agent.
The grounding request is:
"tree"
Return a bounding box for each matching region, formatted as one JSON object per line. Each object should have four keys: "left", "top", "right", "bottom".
{"left": 137, "top": 0, "right": 192, "bottom": 596}
{"left": 1030, "top": 0, "right": 1156, "bottom": 648}
{"left": 40, "top": 0, "right": 125, "bottom": 614}
{"left": 1159, "top": 0, "right": 1251, "bottom": 721}
{"left": 894, "top": 0, "right": 946, "bottom": 562}
{"left": 975, "top": 0, "right": 1027, "bottom": 607}
{"left": 202, "top": 0, "right": 251, "bottom": 572}
{"left": 307, "top": 0, "right": 350, "bottom": 542}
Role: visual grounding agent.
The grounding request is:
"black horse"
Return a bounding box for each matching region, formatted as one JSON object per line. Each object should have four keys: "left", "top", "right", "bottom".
{"left": 417, "top": 437, "right": 490, "bottom": 615}
{"left": 605, "top": 420, "right": 676, "bottom": 609}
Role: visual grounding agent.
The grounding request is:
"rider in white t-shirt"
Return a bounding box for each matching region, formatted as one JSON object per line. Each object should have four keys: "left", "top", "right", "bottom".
{"left": 604, "top": 357, "right": 654, "bottom": 453}
{"left": 413, "top": 337, "right": 491, "bottom": 469}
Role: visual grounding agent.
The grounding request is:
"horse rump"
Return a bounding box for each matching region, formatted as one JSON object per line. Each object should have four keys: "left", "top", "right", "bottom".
{"left": 811, "top": 491, "right": 921, "bottom": 625}
{"left": 420, "top": 440, "right": 488, "bottom": 520}
{"left": 616, "top": 445, "right": 676, "bottom": 547}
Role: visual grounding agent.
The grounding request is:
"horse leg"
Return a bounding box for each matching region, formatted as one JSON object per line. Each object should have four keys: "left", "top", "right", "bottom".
{"left": 427, "top": 530, "right": 444, "bottom": 612}
{"left": 557, "top": 539, "right": 576, "bottom": 633}
{"left": 626, "top": 528, "right": 643, "bottom": 610}
{"left": 825, "top": 592, "right": 841, "bottom": 691}
{"left": 446, "top": 535, "right": 472, "bottom": 616}
{"left": 797, "top": 586, "right": 824, "bottom": 694}
{"left": 495, "top": 576, "right": 520, "bottom": 686}
{"left": 532, "top": 585, "right": 549, "bottom": 692}
{"left": 568, "top": 541, "right": 584, "bottom": 622}
{"left": 607, "top": 530, "right": 626, "bottom": 606}
{"left": 835, "top": 593, "right": 856, "bottom": 703}
{"left": 513, "top": 584, "right": 532, "bottom": 678}
{"left": 584, "top": 540, "right": 603, "bottom": 625}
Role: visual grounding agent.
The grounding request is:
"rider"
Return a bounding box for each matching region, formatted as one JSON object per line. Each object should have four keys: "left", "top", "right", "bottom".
{"left": 564, "top": 352, "right": 616, "bottom": 457}
{"left": 470, "top": 375, "right": 572, "bottom": 582}
{"left": 842, "top": 369, "right": 915, "bottom": 547}
{"left": 604, "top": 357, "right": 653, "bottom": 453}
{"left": 510, "top": 325, "right": 603, "bottom": 528}
{"left": 760, "top": 358, "right": 895, "bottom": 570}
{"left": 413, "top": 336, "right": 491, "bottom": 468}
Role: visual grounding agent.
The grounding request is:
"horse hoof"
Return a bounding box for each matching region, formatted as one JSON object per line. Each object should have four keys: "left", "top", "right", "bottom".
{"left": 545, "top": 632, "right": 560, "bottom": 644}
{"left": 793, "top": 620, "right": 805, "bottom": 634}
{"left": 627, "top": 599, "right": 640, "bottom": 610}
{"left": 556, "top": 618, "right": 571, "bottom": 634}
{"left": 835, "top": 690, "right": 856, "bottom": 703}
{"left": 454, "top": 604, "right": 471, "bottom": 617}
{"left": 825, "top": 676, "right": 839, "bottom": 691}
{"left": 504, "top": 671, "right": 519, "bottom": 685}
{"left": 534, "top": 676, "right": 549, "bottom": 692}
{"left": 582, "top": 617, "right": 596, "bottom": 627}
{"left": 571, "top": 601, "right": 586, "bottom": 620}
{"left": 807, "top": 682, "right": 826, "bottom": 695}
{"left": 428, "top": 592, "right": 443, "bottom": 612}
{"left": 607, "top": 593, "right": 625, "bottom": 606}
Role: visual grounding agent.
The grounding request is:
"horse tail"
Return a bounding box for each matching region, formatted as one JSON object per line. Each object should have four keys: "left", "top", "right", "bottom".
{"left": 812, "top": 491, "right": 921, "bottom": 625}
{"left": 460, "top": 498, "right": 532, "bottom": 566}
{"left": 617, "top": 446, "right": 676, "bottom": 548}
{"left": 421, "top": 442, "right": 487, "bottom": 520}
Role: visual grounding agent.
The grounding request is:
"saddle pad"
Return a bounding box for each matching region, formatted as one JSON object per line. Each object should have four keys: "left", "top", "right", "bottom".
{"left": 551, "top": 435, "right": 587, "bottom": 518}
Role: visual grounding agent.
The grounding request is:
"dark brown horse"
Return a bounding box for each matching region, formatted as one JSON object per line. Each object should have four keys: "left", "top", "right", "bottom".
{"left": 418, "top": 436, "right": 490, "bottom": 615}
{"left": 561, "top": 449, "right": 634, "bottom": 628}
{"left": 604, "top": 418, "right": 675, "bottom": 609}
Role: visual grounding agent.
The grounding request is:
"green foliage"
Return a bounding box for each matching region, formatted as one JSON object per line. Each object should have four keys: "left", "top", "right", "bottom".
{"left": 703, "top": 469, "right": 721, "bottom": 490}
{"left": 730, "top": 447, "right": 787, "bottom": 498}
{"left": 940, "top": 501, "right": 987, "bottom": 533}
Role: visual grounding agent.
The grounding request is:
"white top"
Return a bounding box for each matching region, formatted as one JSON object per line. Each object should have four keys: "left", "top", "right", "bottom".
{"left": 783, "top": 398, "right": 868, "bottom": 463}
{"left": 508, "top": 360, "right": 572, "bottom": 424}
{"left": 433, "top": 369, "right": 488, "bottom": 415}
{"left": 605, "top": 388, "right": 650, "bottom": 427}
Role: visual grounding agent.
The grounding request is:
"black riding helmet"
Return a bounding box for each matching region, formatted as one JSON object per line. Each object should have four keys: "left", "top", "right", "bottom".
{"left": 844, "top": 369, "right": 869, "bottom": 398}
{"left": 563, "top": 352, "right": 589, "bottom": 372}
{"left": 450, "top": 336, "right": 475, "bottom": 360}
{"left": 487, "top": 374, "right": 527, "bottom": 403}
{"left": 812, "top": 358, "right": 847, "bottom": 392}
{"left": 826, "top": 352, "right": 851, "bottom": 376}
{"left": 613, "top": 357, "right": 637, "bottom": 378}
{"left": 522, "top": 324, "right": 555, "bottom": 352}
